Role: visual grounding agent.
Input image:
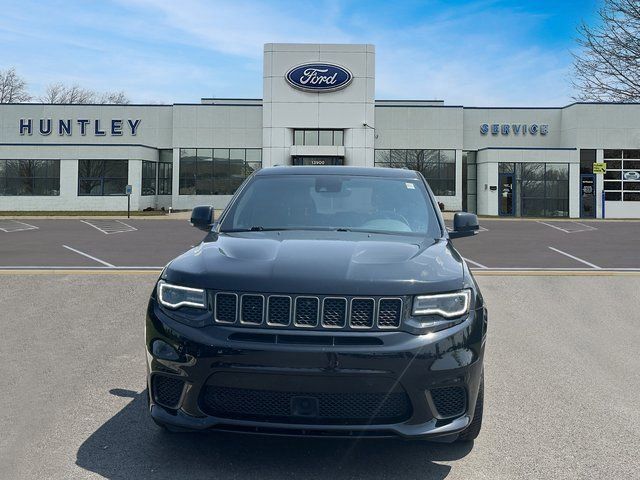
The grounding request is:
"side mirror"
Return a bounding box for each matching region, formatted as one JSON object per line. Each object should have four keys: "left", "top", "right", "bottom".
{"left": 190, "top": 205, "right": 214, "bottom": 231}
{"left": 449, "top": 212, "right": 479, "bottom": 239}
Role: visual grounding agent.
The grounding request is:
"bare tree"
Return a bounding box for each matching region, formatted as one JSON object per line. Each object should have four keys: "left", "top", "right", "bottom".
{"left": 0, "top": 67, "right": 32, "bottom": 103}
{"left": 97, "top": 90, "right": 130, "bottom": 104}
{"left": 39, "top": 82, "right": 131, "bottom": 104}
{"left": 40, "top": 83, "right": 94, "bottom": 104}
{"left": 572, "top": 0, "right": 640, "bottom": 101}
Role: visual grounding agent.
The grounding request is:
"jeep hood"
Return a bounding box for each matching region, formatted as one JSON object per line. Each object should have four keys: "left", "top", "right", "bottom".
{"left": 163, "top": 231, "right": 464, "bottom": 296}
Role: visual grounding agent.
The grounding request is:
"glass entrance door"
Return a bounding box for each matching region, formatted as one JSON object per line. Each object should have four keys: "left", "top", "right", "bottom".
{"left": 498, "top": 173, "right": 515, "bottom": 216}
{"left": 580, "top": 174, "right": 596, "bottom": 218}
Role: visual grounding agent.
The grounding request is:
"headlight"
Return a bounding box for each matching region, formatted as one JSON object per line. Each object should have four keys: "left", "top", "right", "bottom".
{"left": 157, "top": 281, "right": 207, "bottom": 309}
{"left": 412, "top": 290, "right": 471, "bottom": 318}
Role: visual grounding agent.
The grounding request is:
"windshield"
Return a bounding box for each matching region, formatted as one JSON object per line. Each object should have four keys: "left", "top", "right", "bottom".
{"left": 220, "top": 174, "right": 442, "bottom": 237}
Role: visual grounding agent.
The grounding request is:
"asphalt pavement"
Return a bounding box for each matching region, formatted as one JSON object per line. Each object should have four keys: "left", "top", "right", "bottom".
{"left": 1, "top": 218, "right": 639, "bottom": 271}
{"left": 1, "top": 273, "right": 638, "bottom": 479}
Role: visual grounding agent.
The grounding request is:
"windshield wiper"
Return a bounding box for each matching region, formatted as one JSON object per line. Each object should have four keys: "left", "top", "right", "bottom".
{"left": 221, "top": 226, "right": 299, "bottom": 233}
{"left": 221, "top": 226, "right": 269, "bottom": 232}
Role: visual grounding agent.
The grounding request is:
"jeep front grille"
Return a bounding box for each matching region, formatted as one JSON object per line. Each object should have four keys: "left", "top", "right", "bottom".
{"left": 267, "top": 296, "right": 291, "bottom": 326}
{"left": 294, "top": 297, "right": 319, "bottom": 327}
{"left": 213, "top": 293, "right": 403, "bottom": 330}
{"left": 215, "top": 293, "right": 238, "bottom": 323}
{"left": 240, "top": 294, "right": 264, "bottom": 325}
{"left": 350, "top": 298, "right": 375, "bottom": 328}
{"left": 322, "top": 297, "right": 347, "bottom": 328}
{"left": 378, "top": 298, "right": 403, "bottom": 328}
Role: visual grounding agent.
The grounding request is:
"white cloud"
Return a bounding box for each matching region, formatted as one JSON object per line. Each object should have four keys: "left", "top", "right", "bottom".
{"left": 114, "top": 0, "right": 575, "bottom": 105}
{"left": 369, "top": 2, "right": 574, "bottom": 105}
{"left": 0, "top": 0, "right": 578, "bottom": 105}
{"left": 115, "top": 0, "right": 353, "bottom": 57}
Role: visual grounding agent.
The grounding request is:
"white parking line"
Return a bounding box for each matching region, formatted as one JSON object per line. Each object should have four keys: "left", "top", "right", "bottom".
{"left": 537, "top": 221, "right": 597, "bottom": 234}
{"left": 0, "top": 220, "right": 39, "bottom": 233}
{"left": 81, "top": 219, "right": 137, "bottom": 234}
{"left": 463, "top": 257, "right": 488, "bottom": 269}
{"left": 0, "top": 266, "right": 162, "bottom": 270}
{"left": 548, "top": 246, "right": 601, "bottom": 269}
{"left": 469, "top": 267, "right": 640, "bottom": 271}
{"left": 62, "top": 245, "right": 116, "bottom": 268}
{"left": 573, "top": 222, "right": 598, "bottom": 231}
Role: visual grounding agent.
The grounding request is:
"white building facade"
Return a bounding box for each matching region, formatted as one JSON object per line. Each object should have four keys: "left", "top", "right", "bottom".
{"left": 1, "top": 43, "right": 640, "bottom": 218}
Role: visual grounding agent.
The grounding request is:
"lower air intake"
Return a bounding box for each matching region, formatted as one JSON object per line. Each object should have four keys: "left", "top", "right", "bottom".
{"left": 200, "top": 386, "right": 411, "bottom": 425}
{"left": 430, "top": 386, "right": 466, "bottom": 419}
{"left": 152, "top": 375, "right": 185, "bottom": 409}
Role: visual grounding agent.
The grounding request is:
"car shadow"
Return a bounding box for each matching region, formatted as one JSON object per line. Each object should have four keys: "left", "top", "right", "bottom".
{"left": 76, "top": 389, "right": 473, "bottom": 480}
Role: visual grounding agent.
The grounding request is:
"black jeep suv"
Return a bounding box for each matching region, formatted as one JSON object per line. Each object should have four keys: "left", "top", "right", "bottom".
{"left": 146, "top": 166, "right": 486, "bottom": 441}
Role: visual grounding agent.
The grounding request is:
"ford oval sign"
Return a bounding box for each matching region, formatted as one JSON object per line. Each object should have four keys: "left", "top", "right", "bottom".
{"left": 285, "top": 63, "right": 353, "bottom": 92}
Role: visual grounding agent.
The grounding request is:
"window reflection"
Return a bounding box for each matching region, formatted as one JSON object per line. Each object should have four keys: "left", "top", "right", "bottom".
{"left": 499, "top": 162, "right": 569, "bottom": 217}
{"left": 179, "top": 148, "right": 262, "bottom": 195}
{"left": 374, "top": 149, "right": 456, "bottom": 196}
{"left": 141, "top": 161, "right": 157, "bottom": 196}
{"left": 78, "top": 160, "right": 128, "bottom": 196}
{"left": 0, "top": 159, "right": 60, "bottom": 196}
{"left": 293, "top": 129, "right": 344, "bottom": 146}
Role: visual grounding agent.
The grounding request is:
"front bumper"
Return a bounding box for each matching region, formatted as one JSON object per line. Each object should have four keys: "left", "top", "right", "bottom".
{"left": 145, "top": 301, "right": 486, "bottom": 439}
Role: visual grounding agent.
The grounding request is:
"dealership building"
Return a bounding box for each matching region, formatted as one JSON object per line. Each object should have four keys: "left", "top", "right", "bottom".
{"left": 1, "top": 43, "right": 640, "bottom": 218}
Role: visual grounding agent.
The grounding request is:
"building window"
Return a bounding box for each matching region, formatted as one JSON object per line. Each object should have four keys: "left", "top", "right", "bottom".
{"left": 580, "top": 149, "right": 596, "bottom": 174}
{"left": 179, "top": 148, "right": 261, "bottom": 195}
{"left": 462, "top": 151, "right": 477, "bottom": 213}
{"left": 158, "top": 149, "right": 173, "bottom": 195}
{"left": 78, "top": 160, "right": 128, "bottom": 196}
{"left": 603, "top": 149, "right": 640, "bottom": 201}
{"left": 293, "top": 129, "right": 344, "bottom": 146}
{"left": 141, "top": 161, "right": 156, "bottom": 196}
{"left": 0, "top": 159, "right": 60, "bottom": 196}
{"left": 499, "top": 162, "right": 569, "bottom": 217}
{"left": 374, "top": 149, "right": 456, "bottom": 196}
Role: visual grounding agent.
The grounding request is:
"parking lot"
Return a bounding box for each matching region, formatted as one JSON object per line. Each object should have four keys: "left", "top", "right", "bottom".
{"left": 1, "top": 217, "right": 640, "bottom": 479}
{"left": 0, "top": 217, "right": 639, "bottom": 272}
{"left": 1, "top": 272, "right": 638, "bottom": 479}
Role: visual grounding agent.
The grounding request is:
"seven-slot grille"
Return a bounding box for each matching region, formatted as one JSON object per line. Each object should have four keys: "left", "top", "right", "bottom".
{"left": 214, "top": 293, "right": 403, "bottom": 330}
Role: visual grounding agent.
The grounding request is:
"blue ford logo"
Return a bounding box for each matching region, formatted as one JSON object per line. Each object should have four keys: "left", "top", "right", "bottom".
{"left": 285, "top": 63, "right": 353, "bottom": 92}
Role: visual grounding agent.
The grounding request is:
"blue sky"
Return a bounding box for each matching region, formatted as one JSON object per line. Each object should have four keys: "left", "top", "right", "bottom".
{"left": 0, "top": 0, "right": 599, "bottom": 105}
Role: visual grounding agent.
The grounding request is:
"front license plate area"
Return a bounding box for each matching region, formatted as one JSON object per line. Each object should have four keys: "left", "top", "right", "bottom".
{"left": 291, "top": 396, "right": 319, "bottom": 417}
